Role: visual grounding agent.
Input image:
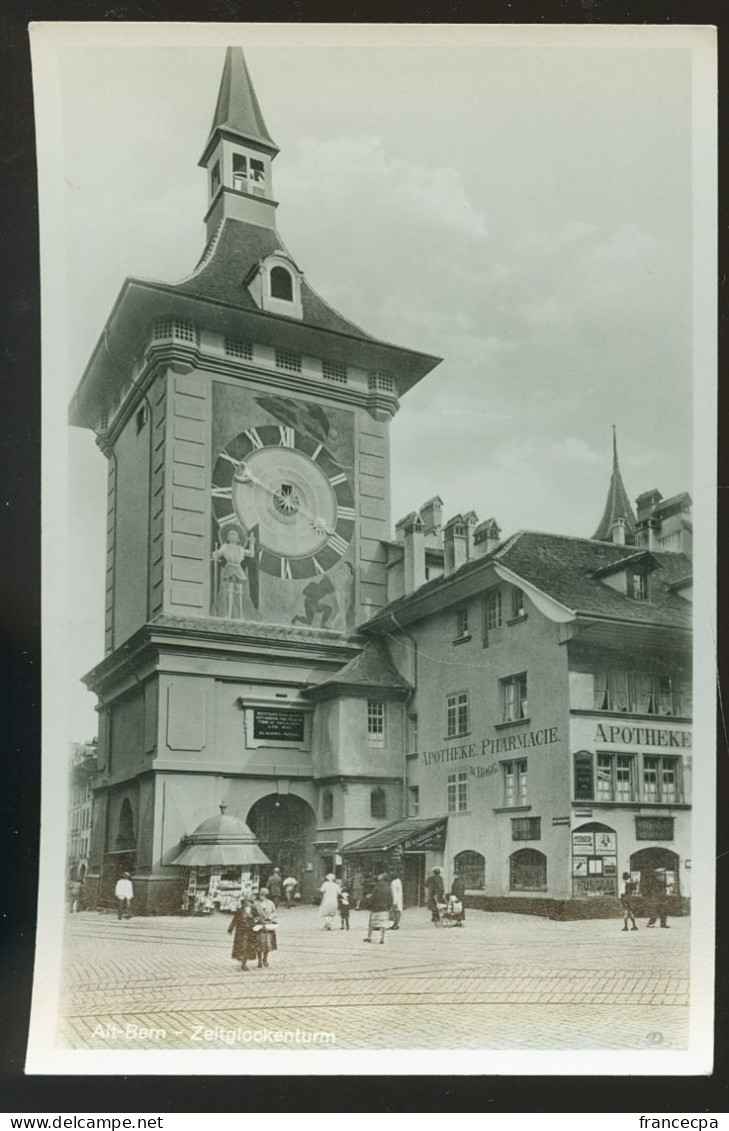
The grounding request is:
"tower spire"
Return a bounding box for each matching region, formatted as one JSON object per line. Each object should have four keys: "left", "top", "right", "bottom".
{"left": 202, "top": 47, "right": 278, "bottom": 160}
{"left": 591, "top": 427, "right": 637, "bottom": 543}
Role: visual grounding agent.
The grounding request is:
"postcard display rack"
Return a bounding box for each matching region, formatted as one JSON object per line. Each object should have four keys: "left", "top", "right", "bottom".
{"left": 183, "top": 867, "right": 261, "bottom": 913}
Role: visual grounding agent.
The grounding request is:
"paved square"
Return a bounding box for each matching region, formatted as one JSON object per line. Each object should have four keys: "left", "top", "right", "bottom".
{"left": 60, "top": 906, "right": 689, "bottom": 1052}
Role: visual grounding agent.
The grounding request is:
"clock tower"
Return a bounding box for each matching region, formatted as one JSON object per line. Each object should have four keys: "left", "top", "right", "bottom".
{"left": 71, "top": 48, "right": 441, "bottom": 913}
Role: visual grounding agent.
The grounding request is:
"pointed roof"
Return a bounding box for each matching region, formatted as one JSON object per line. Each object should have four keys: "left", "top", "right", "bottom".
{"left": 302, "top": 639, "right": 411, "bottom": 700}
{"left": 200, "top": 46, "right": 278, "bottom": 163}
{"left": 591, "top": 427, "right": 637, "bottom": 542}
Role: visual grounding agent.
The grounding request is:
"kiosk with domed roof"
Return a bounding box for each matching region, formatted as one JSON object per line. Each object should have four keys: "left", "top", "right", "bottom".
{"left": 172, "top": 805, "right": 270, "bottom": 913}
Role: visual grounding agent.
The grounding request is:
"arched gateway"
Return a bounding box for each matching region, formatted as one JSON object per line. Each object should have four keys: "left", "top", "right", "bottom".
{"left": 247, "top": 794, "right": 318, "bottom": 899}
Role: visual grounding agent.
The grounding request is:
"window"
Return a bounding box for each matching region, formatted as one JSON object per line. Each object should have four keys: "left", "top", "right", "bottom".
{"left": 370, "top": 787, "right": 387, "bottom": 819}
{"left": 153, "top": 318, "right": 196, "bottom": 344}
{"left": 509, "top": 849, "right": 547, "bottom": 892}
{"left": 367, "top": 700, "right": 385, "bottom": 747}
{"left": 408, "top": 714, "right": 418, "bottom": 754}
{"left": 368, "top": 371, "right": 395, "bottom": 393}
{"left": 224, "top": 337, "right": 253, "bottom": 360}
{"left": 629, "top": 571, "right": 649, "bottom": 600}
{"left": 643, "top": 756, "right": 680, "bottom": 803}
{"left": 486, "top": 590, "right": 502, "bottom": 630}
{"left": 511, "top": 587, "right": 525, "bottom": 619}
{"left": 503, "top": 759, "right": 528, "bottom": 806}
{"left": 408, "top": 786, "right": 420, "bottom": 816}
{"left": 593, "top": 669, "right": 685, "bottom": 716}
{"left": 232, "top": 154, "right": 248, "bottom": 191}
{"left": 210, "top": 161, "right": 221, "bottom": 195}
{"left": 250, "top": 158, "right": 265, "bottom": 185}
{"left": 275, "top": 349, "right": 302, "bottom": 373}
{"left": 456, "top": 606, "right": 469, "bottom": 640}
{"left": 511, "top": 817, "right": 541, "bottom": 841}
{"left": 270, "top": 266, "right": 293, "bottom": 301}
{"left": 446, "top": 692, "right": 469, "bottom": 738}
{"left": 454, "top": 850, "right": 485, "bottom": 890}
{"left": 322, "top": 790, "right": 333, "bottom": 820}
{"left": 447, "top": 771, "right": 469, "bottom": 813}
{"left": 135, "top": 404, "right": 147, "bottom": 435}
{"left": 501, "top": 673, "right": 528, "bottom": 722}
{"left": 323, "top": 360, "right": 348, "bottom": 384}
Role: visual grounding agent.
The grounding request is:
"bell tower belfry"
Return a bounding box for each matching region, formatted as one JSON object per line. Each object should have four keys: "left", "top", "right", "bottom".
{"left": 70, "top": 47, "right": 441, "bottom": 914}
{"left": 200, "top": 47, "right": 280, "bottom": 239}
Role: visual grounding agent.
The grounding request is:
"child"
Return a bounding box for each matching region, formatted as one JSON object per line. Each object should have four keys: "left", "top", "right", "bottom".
{"left": 620, "top": 872, "right": 639, "bottom": 931}
{"left": 338, "top": 886, "right": 351, "bottom": 931}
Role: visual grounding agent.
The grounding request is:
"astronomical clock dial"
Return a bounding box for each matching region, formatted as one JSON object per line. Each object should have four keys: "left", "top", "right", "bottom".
{"left": 211, "top": 424, "right": 356, "bottom": 579}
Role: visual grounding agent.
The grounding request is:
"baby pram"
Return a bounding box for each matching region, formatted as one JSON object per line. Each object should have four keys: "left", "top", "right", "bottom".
{"left": 434, "top": 894, "right": 464, "bottom": 927}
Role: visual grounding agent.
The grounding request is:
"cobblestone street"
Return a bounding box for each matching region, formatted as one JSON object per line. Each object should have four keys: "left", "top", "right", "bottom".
{"left": 59, "top": 905, "right": 690, "bottom": 1052}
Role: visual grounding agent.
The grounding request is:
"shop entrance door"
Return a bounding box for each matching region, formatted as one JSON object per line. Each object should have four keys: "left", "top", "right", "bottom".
{"left": 629, "top": 847, "right": 680, "bottom": 910}
{"left": 403, "top": 853, "right": 426, "bottom": 907}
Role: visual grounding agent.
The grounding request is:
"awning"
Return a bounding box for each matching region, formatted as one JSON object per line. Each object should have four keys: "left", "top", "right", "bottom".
{"left": 172, "top": 843, "right": 270, "bottom": 868}
{"left": 341, "top": 816, "right": 447, "bottom": 855}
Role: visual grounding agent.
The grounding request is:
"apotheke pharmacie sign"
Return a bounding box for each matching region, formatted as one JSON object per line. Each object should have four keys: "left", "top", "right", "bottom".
{"left": 420, "top": 726, "right": 560, "bottom": 768}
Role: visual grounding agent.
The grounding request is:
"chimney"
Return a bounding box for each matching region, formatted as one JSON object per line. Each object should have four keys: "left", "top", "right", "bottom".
{"left": 473, "top": 518, "right": 502, "bottom": 558}
{"left": 610, "top": 517, "right": 626, "bottom": 546}
{"left": 419, "top": 496, "right": 443, "bottom": 543}
{"left": 401, "top": 512, "right": 425, "bottom": 594}
{"left": 443, "top": 514, "right": 469, "bottom": 575}
{"left": 635, "top": 489, "right": 662, "bottom": 524}
{"left": 635, "top": 518, "right": 658, "bottom": 551}
{"left": 462, "top": 510, "right": 480, "bottom": 558}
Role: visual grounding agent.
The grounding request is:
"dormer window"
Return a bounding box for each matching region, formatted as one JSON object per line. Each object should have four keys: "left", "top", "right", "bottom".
{"left": 270, "top": 266, "right": 293, "bottom": 302}
{"left": 629, "top": 571, "right": 649, "bottom": 601}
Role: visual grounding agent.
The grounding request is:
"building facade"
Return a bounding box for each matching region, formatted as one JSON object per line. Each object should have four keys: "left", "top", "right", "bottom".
{"left": 68, "top": 742, "right": 97, "bottom": 884}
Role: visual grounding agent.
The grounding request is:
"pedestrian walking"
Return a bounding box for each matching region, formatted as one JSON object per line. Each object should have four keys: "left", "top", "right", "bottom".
{"left": 390, "top": 874, "right": 403, "bottom": 930}
{"left": 319, "top": 873, "right": 340, "bottom": 930}
{"left": 267, "top": 868, "right": 283, "bottom": 906}
{"left": 227, "top": 898, "right": 258, "bottom": 971}
{"left": 352, "top": 871, "right": 365, "bottom": 911}
{"left": 644, "top": 867, "right": 670, "bottom": 929}
{"left": 252, "top": 888, "right": 278, "bottom": 967}
{"left": 364, "top": 873, "right": 391, "bottom": 945}
{"left": 449, "top": 871, "right": 466, "bottom": 926}
{"left": 338, "top": 885, "right": 351, "bottom": 930}
{"left": 620, "top": 872, "right": 639, "bottom": 932}
{"left": 282, "top": 874, "right": 298, "bottom": 908}
{"left": 68, "top": 877, "right": 82, "bottom": 914}
{"left": 425, "top": 867, "right": 445, "bottom": 924}
{"left": 114, "top": 871, "right": 134, "bottom": 920}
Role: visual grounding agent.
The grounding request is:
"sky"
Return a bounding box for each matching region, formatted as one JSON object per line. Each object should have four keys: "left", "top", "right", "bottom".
{"left": 51, "top": 27, "right": 698, "bottom": 740}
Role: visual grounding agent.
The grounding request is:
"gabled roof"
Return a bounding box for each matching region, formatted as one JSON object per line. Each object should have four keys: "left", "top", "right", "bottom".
{"left": 360, "top": 530, "right": 692, "bottom": 633}
{"left": 303, "top": 638, "right": 411, "bottom": 699}
{"left": 201, "top": 47, "right": 278, "bottom": 161}
{"left": 592, "top": 429, "right": 637, "bottom": 542}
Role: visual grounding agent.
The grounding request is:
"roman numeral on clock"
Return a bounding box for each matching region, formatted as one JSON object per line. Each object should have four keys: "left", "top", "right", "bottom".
{"left": 212, "top": 486, "right": 232, "bottom": 499}
{"left": 244, "top": 427, "right": 264, "bottom": 449}
{"left": 278, "top": 426, "right": 295, "bottom": 448}
{"left": 327, "top": 531, "right": 349, "bottom": 556}
{"left": 337, "top": 505, "right": 356, "bottom": 522}
{"left": 280, "top": 557, "right": 292, "bottom": 580}
{"left": 218, "top": 511, "right": 238, "bottom": 529}
{"left": 328, "top": 472, "right": 347, "bottom": 487}
{"left": 313, "top": 557, "right": 325, "bottom": 575}
{"left": 218, "top": 451, "right": 239, "bottom": 468}
{"left": 311, "top": 443, "right": 323, "bottom": 462}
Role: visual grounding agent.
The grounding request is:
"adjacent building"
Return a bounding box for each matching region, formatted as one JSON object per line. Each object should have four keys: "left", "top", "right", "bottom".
{"left": 68, "top": 741, "right": 98, "bottom": 884}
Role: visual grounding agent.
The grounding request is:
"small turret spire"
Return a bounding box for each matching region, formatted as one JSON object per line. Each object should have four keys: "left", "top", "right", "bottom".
{"left": 591, "top": 427, "right": 637, "bottom": 543}
{"left": 202, "top": 47, "right": 278, "bottom": 159}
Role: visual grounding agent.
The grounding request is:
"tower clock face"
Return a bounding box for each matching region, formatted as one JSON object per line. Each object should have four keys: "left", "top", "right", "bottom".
{"left": 211, "top": 424, "right": 356, "bottom": 579}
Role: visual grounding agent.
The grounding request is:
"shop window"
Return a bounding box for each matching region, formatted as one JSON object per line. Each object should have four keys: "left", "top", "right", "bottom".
{"left": 455, "top": 606, "right": 469, "bottom": 640}
{"left": 322, "top": 790, "right": 333, "bottom": 820}
{"left": 511, "top": 587, "right": 525, "bottom": 619}
{"left": 409, "top": 786, "right": 420, "bottom": 816}
{"left": 500, "top": 673, "right": 527, "bottom": 722}
{"left": 454, "top": 850, "right": 485, "bottom": 890}
{"left": 370, "top": 787, "right": 387, "bottom": 819}
{"left": 502, "top": 759, "right": 528, "bottom": 806}
{"left": 572, "top": 823, "right": 618, "bottom": 895}
{"left": 447, "top": 771, "right": 469, "bottom": 813}
{"left": 367, "top": 700, "right": 385, "bottom": 747}
{"left": 643, "top": 756, "right": 680, "bottom": 803}
{"left": 511, "top": 817, "right": 541, "bottom": 841}
{"left": 509, "top": 848, "right": 547, "bottom": 892}
{"left": 270, "top": 266, "right": 294, "bottom": 301}
{"left": 446, "top": 691, "right": 469, "bottom": 738}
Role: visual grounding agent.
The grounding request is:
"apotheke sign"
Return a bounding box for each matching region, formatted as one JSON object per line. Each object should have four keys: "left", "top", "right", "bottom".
{"left": 421, "top": 726, "right": 559, "bottom": 767}
{"left": 594, "top": 723, "right": 690, "bottom": 749}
